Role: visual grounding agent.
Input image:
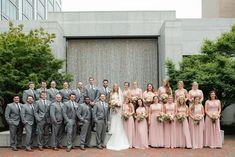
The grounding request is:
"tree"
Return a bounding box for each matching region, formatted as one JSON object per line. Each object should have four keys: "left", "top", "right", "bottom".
{"left": 0, "top": 22, "right": 72, "bottom": 128}
{"left": 166, "top": 25, "right": 235, "bottom": 111}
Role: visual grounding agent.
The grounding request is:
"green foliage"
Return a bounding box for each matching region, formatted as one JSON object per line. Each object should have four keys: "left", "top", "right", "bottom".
{"left": 0, "top": 22, "right": 73, "bottom": 126}
{"left": 166, "top": 25, "right": 235, "bottom": 111}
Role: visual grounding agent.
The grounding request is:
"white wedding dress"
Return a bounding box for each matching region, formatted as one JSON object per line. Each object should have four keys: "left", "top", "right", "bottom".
{"left": 106, "top": 92, "right": 130, "bottom": 151}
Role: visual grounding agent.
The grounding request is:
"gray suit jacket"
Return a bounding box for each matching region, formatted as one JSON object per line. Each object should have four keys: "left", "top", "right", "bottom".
{"left": 47, "top": 88, "right": 59, "bottom": 102}
{"left": 92, "top": 101, "right": 109, "bottom": 124}
{"left": 34, "top": 99, "right": 51, "bottom": 123}
{"left": 59, "top": 88, "right": 72, "bottom": 103}
{"left": 50, "top": 102, "right": 64, "bottom": 124}
{"left": 22, "top": 89, "right": 36, "bottom": 104}
{"left": 98, "top": 87, "right": 111, "bottom": 103}
{"left": 84, "top": 85, "right": 99, "bottom": 102}
{"left": 5, "top": 102, "right": 23, "bottom": 126}
{"left": 21, "top": 103, "right": 35, "bottom": 126}
{"left": 72, "top": 88, "right": 85, "bottom": 104}
{"left": 76, "top": 103, "right": 92, "bottom": 124}
{"left": 35, "top": 88, "right": 49, "bottom": 100}
{"left": 62, "top": 100, "right": 78, "bottom": 125}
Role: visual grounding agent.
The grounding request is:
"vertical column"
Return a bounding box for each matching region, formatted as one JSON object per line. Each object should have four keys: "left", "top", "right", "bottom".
{"left": 33, "top": 0, "right": 37, "bottom": 20}
{"left": 45, "top": 0, "right": 48, "bottom": 19}
{"left": 18, "top": 0, "right": 22, "bottom": 20}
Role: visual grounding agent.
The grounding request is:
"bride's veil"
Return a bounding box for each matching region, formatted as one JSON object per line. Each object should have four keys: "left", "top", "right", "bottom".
{"left": 118, "top": 87, "right": 123, "bottom": 104}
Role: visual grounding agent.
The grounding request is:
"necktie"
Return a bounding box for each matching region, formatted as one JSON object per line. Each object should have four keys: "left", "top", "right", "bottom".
{"left": 16, "top": 103, "right": 20, "bottom": 112}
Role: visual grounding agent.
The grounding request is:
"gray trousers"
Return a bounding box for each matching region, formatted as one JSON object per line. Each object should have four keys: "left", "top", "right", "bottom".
{"left": 25, "top": 123, "right": 33, "bottom": 149}
{"left": 51, "top": 123, "right": 64, "bottom": 148}
{"left": 80, "top": 120, "right": 92, "bottom": 147}
{"left": 95, "top": 120, "right": 106, "bottom": 146}
{"left": 65, "top": 121, "right": 77, "bottom": 149}
{"left": 9, "top": 123, "right": 23, "bottom": 148}
{"left": 37, "top": 120, "right": 50, "bottom": 147}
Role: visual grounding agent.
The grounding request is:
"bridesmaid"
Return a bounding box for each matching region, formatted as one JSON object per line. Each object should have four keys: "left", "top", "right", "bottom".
{"left": 204, "top": 91, "right": 222, "bottom": 148}
{"left": 148, "top": 96, "right": 164, "bottom": 147}
{"left": 175, "top": 96, "right": 192, "bottom": 148}
{"left": 189, "top": 96, "right": 204, "bottom": 149}
{"left": 164, "top": 95, "right": 176, "bottom": 148}
{"left": 143, "top": 83, "right": 156, "bottom": 107}
{"left": 123, "top": 82, "right": 131, "bottom": 98}
{"left": 188, "top": 82, "right": 204, "bottom": 105}
{"left": 133, "top": 98, "right": 148, "bottom": 149}
{"left": 122, "top": 96, "right": 135, "bottom": 148}
{"left": 130, "top": 81, "right": 143, "bottom": 109}
{"left": 175, "top": 81, "right": 188, "bottom": 102}
{"left": 157, "top": 79, "right": 173, "bottom": 96}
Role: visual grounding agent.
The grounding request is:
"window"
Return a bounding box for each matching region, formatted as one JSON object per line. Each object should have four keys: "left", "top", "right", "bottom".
{"left": 47, "top": 0, "right": 54, "bottom": 12}
{"left": 37, "top": 0, "right": 46, "bottom": 19}
{"left": 54, "top": 1, "right": 61, "bottom": 12}
{"left": 22, "top": 0, "right": 34, "bottom": 20}
{"left": 1, "top": 0, "right": 19, "bottom": 20}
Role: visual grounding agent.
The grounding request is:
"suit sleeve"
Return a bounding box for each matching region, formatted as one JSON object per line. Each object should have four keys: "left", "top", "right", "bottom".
{"left": 34, "top": 101, "right": 40, "bottom": 121}
{"left": 76, "top": 105, "right": 84, "bottom": 122}
{"left": 62, "top": 103, "right": 70, "bottom": 123}
{"left": 22, "top": 91, "right": 27, "bottom": 104}
{"left": 92, "top": 103, "right": 98, "bottom": 123}
{"left": 50, "top": 105, "right": 57, "bottom": 124}
{"left": 4, "top": 104, "right": 12, "bottom": 125}
{"left": 20, "top": 106, "right": 26, "bottom": 124}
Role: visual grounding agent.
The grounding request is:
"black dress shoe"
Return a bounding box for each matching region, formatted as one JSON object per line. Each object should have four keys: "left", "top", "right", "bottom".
{"left": 44, "top": 145, "right": 50, "bottom": 149}
{"left": 58, "top": 145, "right": 64, "bottom": 149}
{"left": 12, "top": 147, "right": 18, "bottom": 151}
{"left": 17, "top": 146, "right": 23, "bottom": 149}
{"left": 66, "top": 148, "right": 71, "bottom": 152}
{"left": 53, "top": 147, "right": 59, "bottom": 151}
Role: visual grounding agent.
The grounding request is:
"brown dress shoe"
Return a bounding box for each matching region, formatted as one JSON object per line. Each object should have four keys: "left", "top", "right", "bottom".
{"left": 12, "top": 147, "right": 18, "bottom": 151}
{"left": 53, "top": 147, "right": 59, "bottom": 151}
{"left": 26, "top": 148, "right": 33, "bottom": 152}
{"left": 66, "top": 148, "right": 71, "bottom": 152}
{"left": 97, "top": 145, "right": 103, "bottom": 149}
{"left": 80, "top": 146, "right": 86, "bottom": 151}
{"left": 39, "top": 146, "right": 43, "bottom": 151}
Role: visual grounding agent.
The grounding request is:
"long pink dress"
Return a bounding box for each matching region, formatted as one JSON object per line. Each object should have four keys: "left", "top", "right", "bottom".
{"left": 164, "top": 103, "right": 176, "bottom": 148}
{"left": 133, "top": 107, "right": 148, "bottom": 149}
{"left": 149, "top": 103, "right": 164, "bottom": 147}
{"left": 189, "top": 105, "right": 204, "bottom": 149}
{"left": 123, "top": 103, "right": 135, "bottom": 148}
{"left": 204, "top": 100, "right": 222, "bottom": 148}
{"left": 175, "top": 106, "right": 192, "bottom": 148}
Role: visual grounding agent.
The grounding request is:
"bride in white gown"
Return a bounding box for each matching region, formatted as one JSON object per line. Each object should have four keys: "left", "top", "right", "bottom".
{"left": 106, "top": 84, "right": 130, "bottom": 151}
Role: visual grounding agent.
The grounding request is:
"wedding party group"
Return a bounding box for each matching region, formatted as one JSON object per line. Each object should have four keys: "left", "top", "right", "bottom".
{"left": 4, "top": 77, "right": 222, "bottom": 152}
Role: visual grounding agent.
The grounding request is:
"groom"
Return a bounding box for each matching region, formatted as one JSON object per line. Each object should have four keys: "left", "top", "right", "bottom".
{"left": 93, "top": 93, "right": 109, "bottom": 149}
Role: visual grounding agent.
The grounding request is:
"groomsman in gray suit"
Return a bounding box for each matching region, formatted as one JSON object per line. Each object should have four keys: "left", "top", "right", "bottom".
{"left": 35, "top": 81, "right": 48, "bottom": 100}
{"left": 62, "top": 93, "right": 78, "bottom": 152}
{"left": 76, "top": 96, "right": 93, "bottom": 150}
{"left": 84, "top": 77, "right": 99, "bottom": 105}
{"left": 93, "top": 94, "right": 109, "bottom": 149}
{"left": 47, "top": 80, "right": 59, "bottom": 102}
{"left": 5, "top": 95, "right": 23, "bottom": 151}
{"left": 50, "top": 94, "right": 64, "bottom": 151}
{"left": 72, "top": 81, "right": 85, "bottom": 104}
{"left": 22, "top": 82, "right": 36, "bottom": 104}
{"left": 98, "top": 79, "right": 111, "bottom": 104}
{"left": 20, "top": 95, "right": 35, "bottom": 151}
{"left": 34, "top": 91, "right": 51, "bottom": 151}
{"left": 59, "top": 81, "right": 72, "bottom": 103}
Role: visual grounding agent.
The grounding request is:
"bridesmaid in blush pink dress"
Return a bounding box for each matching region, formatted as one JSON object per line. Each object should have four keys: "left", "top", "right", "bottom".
{"left": 143, "top": 83, "right": 156, "bottom": 107}
{"left": 148, "top": 96, "right": 164, "bottom": 147}
{"left": 164, "top": 95, "right": 176, "bottom": 148}
{"left": 133, "top": 98, "right": 148, "bottom": 149}
{"left": 123, "top": 82, "right": 131, "bottom": 98}
{"left": 175, "top": 96, "right": 192, "bottom": 148}
{"left": 175, "top": 81, "right": 188, "bottom": 102}
{"left": 122, "top": 96, "right": 135, "bottom": 148}
{"left": 189, "top": 96, "right": 204, "bottom": 149}
{"left": 130, "top": 81, "right": 143, "bottom": 109}
{"left": 157, "top": 79, "right": 173, "bottom": 97}
{"left": 188, "top": 82, "right": 204, "bottom": 106}
{"left": 204, "top": 91, "right": 222, "bottom": 148}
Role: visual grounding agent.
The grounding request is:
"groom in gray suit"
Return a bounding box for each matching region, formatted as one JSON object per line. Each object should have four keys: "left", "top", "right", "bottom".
{"left": 98, "top": 79, "right": 111, "bottom": 104}
{"left": 93, "top": 93, "right": 109, "bottom": 149}
{"left": 34, "top": 91, "right": 51, "bottom": 150}
{"left": 21, "top": 95, "right": 35, "bottom": 151}
{"left": 76, "top": 96, "right": 92, "bottom": 150}
{"left": 5, "top": 95, "right": 23, "bottom": 151}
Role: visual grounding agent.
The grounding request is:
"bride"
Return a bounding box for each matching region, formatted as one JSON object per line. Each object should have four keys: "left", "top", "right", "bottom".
{"left": 106, "top": 83, "right": 130, "bottom": 150}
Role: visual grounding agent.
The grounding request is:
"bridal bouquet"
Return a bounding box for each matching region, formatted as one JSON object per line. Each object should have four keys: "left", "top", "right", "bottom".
{"left": 193, "top": 114, "right": 203, "bottom": 125}
{"left": 121, "top": 112, "right": 131, "bottom": 121}
{"left": 110, "top": 100, "right": 120, "bottom": 113}
{"left": 156, "top": 112, "right": 165, "bottom": 123}
{"left": 211, "top": 112, "right": 220, "bottom": 123}
{"left": 164, "top": 113, "right": 174, "bottom": 123}
{"left": 175, "top": 112, "right": 187, "bottom": 123}
{"left": 160, "top": 94, "right": 168, "bottom": 104}
{"left": 135, "top": 112, "right": 148, "bottom": 122}
{"left": 144, "top": 97, "right": 152, "bottom": 106}
{"left": 131, "top": 96, "right": 138, "bottom": 104}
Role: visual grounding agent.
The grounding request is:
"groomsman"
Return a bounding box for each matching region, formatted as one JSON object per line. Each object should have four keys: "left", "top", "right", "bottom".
{"left": 76, "top": 96, "right": 93, "bottom": 150}
{"left": 5, "top": 95, "right": 23, "bottom": 151}
{"left": 47, "top": 80, "right": 59, "bottom": 102}
{"left": 21, "top": 95, "right": 35, "bottom": 151}
{"left": 84, "top": 77, "right": 99, "bottom": 105}
{"left": 72, "top": 81, "right": 85, "bottom": 104}
{"left": 22, "top": 82, "right": 36, "bottom": 104}
{"left": 93, "top": 94, "right": 109, "bottom": 149}
{"left": 50, "top": 94, "right": 64, "bottom": 151}
{"left": 36, "top": 81, "right": 48, "bottom": 100}
{"left": 60, "top": 81, "right": 72, "bottom": 103}
{"left": 98, "top": 79, "right": 111, "bottom": 104}
{"left": 62, "top": 93, "right": 78, "bottom": 152}
{"left": 34, "top": 91, "right": 51, "bottom": 150}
